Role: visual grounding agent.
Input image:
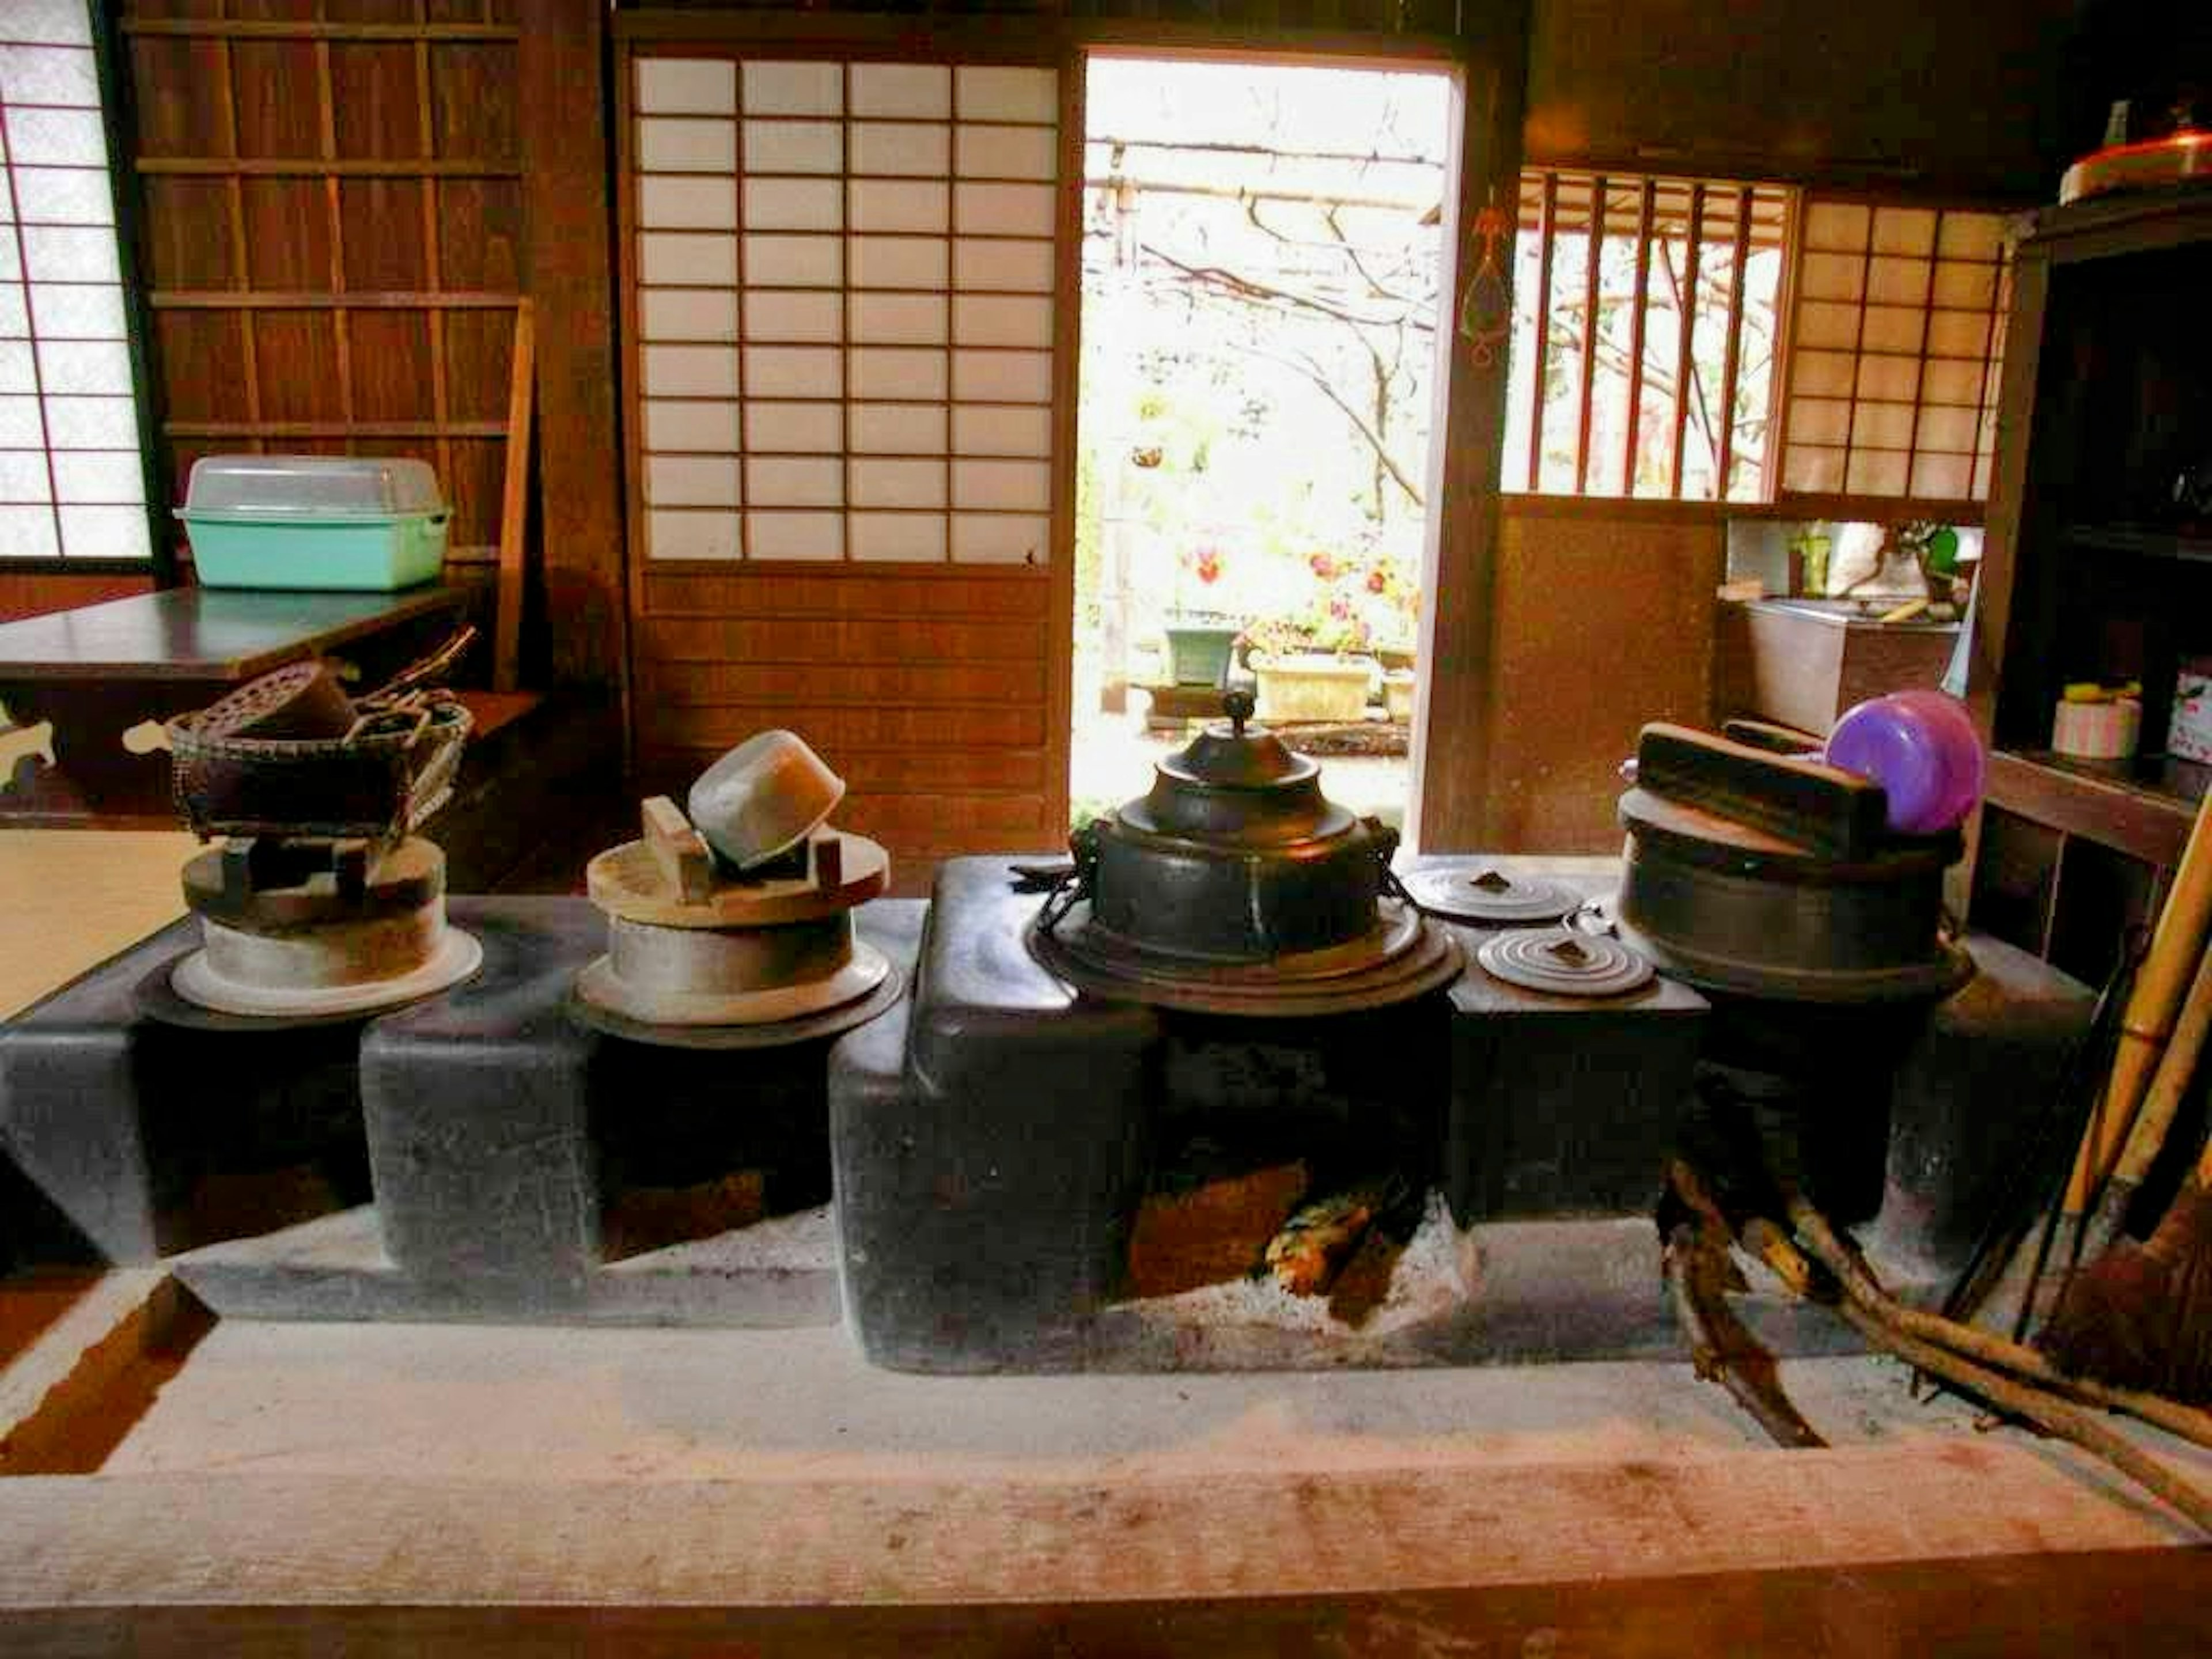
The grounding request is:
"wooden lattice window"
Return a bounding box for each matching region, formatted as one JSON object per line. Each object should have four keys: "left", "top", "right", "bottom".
{"left": 624, "top": 52, "right": 1066, "bottom": 566}
{"left": 1502, "top": 170, "right": 1791, "bottom": 502}
{"left": 0, "top": 2, "right": 154, "bottom": 563}
{"left": 1777, "top": 199, "right": 2014, "bottom": 503}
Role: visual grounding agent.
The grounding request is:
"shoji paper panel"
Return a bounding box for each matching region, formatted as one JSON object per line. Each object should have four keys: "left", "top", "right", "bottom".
{"left": 0, "top": 1, "right": 150, "bottom": 559}
{"left": 629, "top": 51, "right": 1063, "bottom": 565}
{"left": 1781, "top": 200, "right": 2014, "bottom": 502}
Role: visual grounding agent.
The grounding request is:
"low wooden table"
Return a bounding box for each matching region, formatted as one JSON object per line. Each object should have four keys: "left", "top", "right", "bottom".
{"left": 0, "top": 584, "right": 471, "bottom": 824}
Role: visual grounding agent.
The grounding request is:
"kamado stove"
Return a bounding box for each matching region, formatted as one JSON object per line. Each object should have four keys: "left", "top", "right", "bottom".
{"left": 0, "top": 686, "right": 925, "bottom": 1321}
{"left": 832, "top": 697, "right": 2089, "bottom": 1372}
{"left": 1, "top": 676, "right": 2089, "bottom": 1368}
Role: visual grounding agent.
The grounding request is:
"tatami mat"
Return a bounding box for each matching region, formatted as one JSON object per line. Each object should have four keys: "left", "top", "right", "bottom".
{"left": 0, "top": 830, "right": 196, "bottom": 1019}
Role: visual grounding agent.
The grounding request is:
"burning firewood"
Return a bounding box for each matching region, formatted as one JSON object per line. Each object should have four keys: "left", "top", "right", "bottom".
{"left": 1265, "top": 1178, "right": 1399, "bottom": 1297}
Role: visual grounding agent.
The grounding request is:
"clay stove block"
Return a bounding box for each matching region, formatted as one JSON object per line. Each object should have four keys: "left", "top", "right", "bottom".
{"left": 831, "top": 857, "right": 1160, "bottom": 1372}
{"left": 0, "top": 918, "right": 370, "bottom": 1263}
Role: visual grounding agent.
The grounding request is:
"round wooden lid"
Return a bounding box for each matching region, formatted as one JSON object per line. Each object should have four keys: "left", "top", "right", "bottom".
{"left": 585, "top": 829, "right": 888, "bottom": 929}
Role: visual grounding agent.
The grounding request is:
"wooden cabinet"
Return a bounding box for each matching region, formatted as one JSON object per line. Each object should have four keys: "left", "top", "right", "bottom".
{"left": 1965, "top": 187, "right": 2212, "bottom": 986}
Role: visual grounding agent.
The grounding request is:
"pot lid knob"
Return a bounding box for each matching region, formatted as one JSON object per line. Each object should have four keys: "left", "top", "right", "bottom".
{"left": 1160, "top": 687, "right": 1319, "bottom": 793}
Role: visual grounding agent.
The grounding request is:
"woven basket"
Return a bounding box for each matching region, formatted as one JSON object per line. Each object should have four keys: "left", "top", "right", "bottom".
{"left": 165, "top": 696, "right": 472, "bottom": 842}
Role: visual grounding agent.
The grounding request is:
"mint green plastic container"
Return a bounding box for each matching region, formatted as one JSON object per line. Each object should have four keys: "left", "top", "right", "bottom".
{"left": 180, "top": 456, "right": 450, "bottom": 590}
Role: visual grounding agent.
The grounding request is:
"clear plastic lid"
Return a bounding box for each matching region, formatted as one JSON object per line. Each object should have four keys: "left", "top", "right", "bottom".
{"left": 181, "top": 454, "right": 447, "bottom": 518}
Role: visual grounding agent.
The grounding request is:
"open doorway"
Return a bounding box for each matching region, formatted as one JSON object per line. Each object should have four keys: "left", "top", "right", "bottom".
{"left": 1073, "top": 56, "right": 1456, "bottom": 829}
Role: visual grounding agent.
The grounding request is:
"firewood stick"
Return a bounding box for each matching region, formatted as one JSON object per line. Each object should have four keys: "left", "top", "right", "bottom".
{"left": 1664, "top": 1220, "right": 1828, "bottom": 1450}
{"left": 1743, "top": 1219, "right": 2212, "bottom": 1537}
{"left": 1787, "top": 1196, "right": 2212, "bottom": 1452}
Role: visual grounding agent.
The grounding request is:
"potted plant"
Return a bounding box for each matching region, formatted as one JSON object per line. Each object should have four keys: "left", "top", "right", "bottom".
{"left": 1243, "top": 552, "right": 1384, "bottom": 725}
{"left": 1162, "top": 542, "right": 1242, "bottom": 688}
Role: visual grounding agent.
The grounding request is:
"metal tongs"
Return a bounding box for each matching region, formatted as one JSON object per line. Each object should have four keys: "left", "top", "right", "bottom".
{"left": 339, "top": 624, "right": 478, "bottom": 748}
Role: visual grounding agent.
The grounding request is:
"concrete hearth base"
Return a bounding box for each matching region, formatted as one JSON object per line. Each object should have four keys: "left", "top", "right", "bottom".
{"left": 169, "top": 1190, "right": 1905, "bottom": 1368}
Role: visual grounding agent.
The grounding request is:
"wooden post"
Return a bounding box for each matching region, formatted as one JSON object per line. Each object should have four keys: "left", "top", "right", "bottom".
{"left": 1410, "top": 1, "right": 1531, "bottom": 853}
{"left": 518, "top": 2, "right": 628, "bottom": 709}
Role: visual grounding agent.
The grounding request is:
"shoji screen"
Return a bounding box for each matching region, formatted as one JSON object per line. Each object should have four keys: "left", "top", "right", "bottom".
{"left": 627, "top": 53, "right": 1062, "bottom": 567}
{"left": 1779, "top": 201, "right": 2014, "bottom": 503}
{"left": 618, "top": 41, "right": 1072, "bottom": 873}
{"left": 0, "top": 1, "right": 151, "bottom": 562}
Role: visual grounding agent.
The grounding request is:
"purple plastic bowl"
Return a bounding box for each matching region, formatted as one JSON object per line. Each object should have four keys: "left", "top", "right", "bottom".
{"left": 1824, "top": 690, "right": 1986, "bottom": 836}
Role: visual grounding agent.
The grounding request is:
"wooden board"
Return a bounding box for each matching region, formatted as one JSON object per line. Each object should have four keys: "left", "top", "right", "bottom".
{"left": 0, "top": 574, "right": 159, "bottom": 628}
{"left": 6, "top": 1552, "right": 2212, "bottom": 1657}
{"left": 0, "top": 1273, "right": 2207, "bottom": 1651}
{"left": 635, "top": 566, "right": 1058, "bottom": 868}
{"left": 1410, "top": 39, "right": 1520, "bottom": 855}
{"left": 518, "top": 0, "right": 627, "bottom": 690}
{"left": 1481, "top": 508, "right": 1725, "bottom": 850}
{"left": 0, "top": 587, "right": 469, "bottom": 683}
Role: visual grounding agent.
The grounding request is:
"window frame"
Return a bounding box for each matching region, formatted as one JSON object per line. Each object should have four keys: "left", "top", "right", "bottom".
{"left": 1501, "top": 166, "right": 1794, "bottom": 507}
{"left": 1499, "top": 168, "right": 2018, "bottom": 524}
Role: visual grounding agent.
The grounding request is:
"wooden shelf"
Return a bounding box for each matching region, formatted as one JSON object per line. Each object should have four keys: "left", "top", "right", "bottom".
{"left": 2058, "top": 523, "right": 2212, "bottom": 563}
{"left": 1984, "top": 748, "right": 2205, "bottom": 868}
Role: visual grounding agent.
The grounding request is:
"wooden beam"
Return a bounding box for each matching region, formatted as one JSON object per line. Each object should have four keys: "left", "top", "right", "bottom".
{"left": 1411, "top": 1, "right": 1531, "bottom": 851}
{"left": 134, "top": 158, "right": 521, "bottom": 179}
{"left": 518, "top": 0, "right": 628, "bottom": 698}
{"left": 1713, "top": 186, "right": 1755, "bottom": 498}
{"left": 1044, "top": 53, "right": 1085, "bottom": 849}
{"left": 7, "top": 1551, "right": 2211, "bottom": 1657}
{"left": 0, "top": 1445, "right": 2194, "bottom": 1613}
{"left": 1622, "top": 177, "right": 1655, "bottom": 492}
{"left": 1668, "top": 181, "right": 1706, "bottom": 499}
{"left": 1574, "top": 175, "right": 1605, "bottom": 493}
{"left": 122, "top": 18, "right": 519, "bottom": 42}
{"left": 1523, "top": 171, "right": 1556, "bottom": 491}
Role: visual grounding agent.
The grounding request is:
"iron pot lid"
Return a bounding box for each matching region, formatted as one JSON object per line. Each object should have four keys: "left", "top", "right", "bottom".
{"left": 1475, "top": 927, "right": 1654, "bottom": 998}
{"left": 1403, "top": 865, "right": 1581, "bottom": 925}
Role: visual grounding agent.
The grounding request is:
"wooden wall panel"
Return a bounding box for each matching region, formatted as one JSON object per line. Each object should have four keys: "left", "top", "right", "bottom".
{"left": 0, "top": 573, "right": 158, "bottom": 626}
{"left": 634, "top": 567, "right": 1059, "bottom": 866}
{"left": 121, "top": 2, "right": 528, "bottom": 590}
{"left": 1522, "top": 0, "right": 2082, "bottom": 199}
{"left": 1482, "top": 505, "right": 1723, "bottom": 851}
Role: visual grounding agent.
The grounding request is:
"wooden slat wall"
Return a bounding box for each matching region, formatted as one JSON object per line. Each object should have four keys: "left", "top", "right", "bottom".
{"left": 0, "top": 571, "right": 156, "bottom": 625}
{"left": 635, "top": 566, "right": 1057, "bottom": 860}
{"left": 120, "top": 0, "right": 525, "bottom": 575}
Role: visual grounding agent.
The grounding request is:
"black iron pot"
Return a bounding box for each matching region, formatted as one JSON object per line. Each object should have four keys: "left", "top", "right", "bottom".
{"left": 1086, "top": 689, "right": 1397, "bottom": 964}
{"left": 1613, "top": 724, "right": 1972, "bottom": 1004}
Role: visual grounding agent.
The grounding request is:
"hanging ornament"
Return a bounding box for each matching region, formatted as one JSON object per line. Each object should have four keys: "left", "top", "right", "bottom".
{"left": 1457, "top": 189, "right": 1513, "bottom": 369}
